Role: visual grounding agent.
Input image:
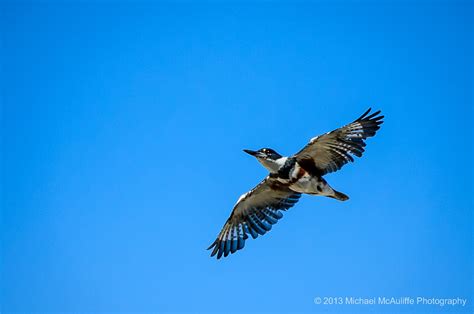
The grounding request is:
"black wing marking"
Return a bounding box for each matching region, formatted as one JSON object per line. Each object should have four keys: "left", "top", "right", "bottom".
{"left": 295, "top": 108, "right": 383, "bottom": 176}
{"left": 207, "top": 177, "right": 301, "bottom": 259}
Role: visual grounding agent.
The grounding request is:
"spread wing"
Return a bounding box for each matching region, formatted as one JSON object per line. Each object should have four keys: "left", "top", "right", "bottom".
{"left": 294, "top": 108, "right": 383, "bottom": 176}
{"left": 207, "top": 177, "right": 301, "bottom": 259}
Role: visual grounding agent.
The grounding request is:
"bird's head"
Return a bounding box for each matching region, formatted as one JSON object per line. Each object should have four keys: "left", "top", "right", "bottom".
{"left": 243, "top": 148, "right": 285, "bottom": 173}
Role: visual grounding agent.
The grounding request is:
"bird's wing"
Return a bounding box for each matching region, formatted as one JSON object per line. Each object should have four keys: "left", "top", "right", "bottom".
{"left": 294, "top": 108, "right": 384, "bottom": 176}
{"left": 208, "top": 177, "right": 301, "bottom": 259}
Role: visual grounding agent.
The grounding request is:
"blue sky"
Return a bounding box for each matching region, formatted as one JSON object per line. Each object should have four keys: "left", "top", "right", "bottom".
{"left": 1, "top": 1, "right": 473, "bottom": 313}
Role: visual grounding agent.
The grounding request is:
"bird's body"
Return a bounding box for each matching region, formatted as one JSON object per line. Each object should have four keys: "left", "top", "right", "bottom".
{"left": 268, "top": 156, "right": 347, "bottom": 200}
{"left": 208, "top": 108, "right": 384, "bottom": 259}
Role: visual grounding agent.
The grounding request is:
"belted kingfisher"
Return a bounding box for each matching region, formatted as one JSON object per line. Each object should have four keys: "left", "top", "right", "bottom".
{"left": 208, "top": 108, "right": 384, "bottom": 259}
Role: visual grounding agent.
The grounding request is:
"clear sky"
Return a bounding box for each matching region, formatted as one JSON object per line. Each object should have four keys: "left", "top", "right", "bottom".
{"left": 1, "top": 1, "right": 473, "bottom": 313}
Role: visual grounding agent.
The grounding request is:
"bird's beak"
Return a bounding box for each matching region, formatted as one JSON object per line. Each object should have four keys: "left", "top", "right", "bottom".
{"left": 243, "top": 149, "right": 259, "bottom": 157}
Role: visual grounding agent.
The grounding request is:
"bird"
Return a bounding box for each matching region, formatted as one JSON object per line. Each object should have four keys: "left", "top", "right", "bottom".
{"left": 207, "top": 108, "right": 384, "bottom": 259}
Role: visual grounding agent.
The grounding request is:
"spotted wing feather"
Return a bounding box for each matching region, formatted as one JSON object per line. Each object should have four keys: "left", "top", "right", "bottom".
{"left": 295, "top": 108, "right": 383, "bottom": 176}
{"left": 207, "top": 177, "right": 301, "bottom": 259}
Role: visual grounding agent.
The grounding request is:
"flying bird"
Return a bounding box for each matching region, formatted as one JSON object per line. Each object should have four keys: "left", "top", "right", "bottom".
{"left": 208, "top": 108, "right": 384, "bottom": 259}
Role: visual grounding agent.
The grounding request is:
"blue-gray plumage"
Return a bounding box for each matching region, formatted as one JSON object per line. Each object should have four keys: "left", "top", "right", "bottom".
{"left": 208, "top": 108, "right": 383, "bottom": 259}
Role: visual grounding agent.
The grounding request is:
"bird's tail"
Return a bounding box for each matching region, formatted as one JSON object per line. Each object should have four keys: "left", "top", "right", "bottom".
{"left": 331, "top": 190, "right": 349, "bottom": 201}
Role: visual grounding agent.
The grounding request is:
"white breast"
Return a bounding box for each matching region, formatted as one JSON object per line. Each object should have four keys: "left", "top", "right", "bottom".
{"left": 290, "top": 162, "right": 302, "bottom": 180}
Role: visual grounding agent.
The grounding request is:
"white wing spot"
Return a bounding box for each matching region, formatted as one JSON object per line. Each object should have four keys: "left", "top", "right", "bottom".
{"left": 235, "top": 192, "right": 249, "bottom": 205}
{"left": 310, "top": 136, "right": 319, "bottom": 143}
